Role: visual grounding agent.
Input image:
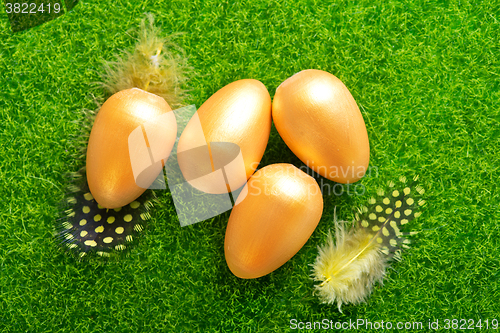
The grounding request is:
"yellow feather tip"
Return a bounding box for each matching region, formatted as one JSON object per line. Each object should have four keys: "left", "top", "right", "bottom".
{"left": 311, "top": 216, "right": 388, "bottom": 313}
{"left": 99, "top": 13, "right": 191, "bottom": 108}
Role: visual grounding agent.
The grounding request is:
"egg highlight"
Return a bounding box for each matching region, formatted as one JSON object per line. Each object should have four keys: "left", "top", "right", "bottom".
{"left": 272, "top": 69, "right": 370, "bottom": 184}
{"left": 224, "top": 164, "right": 323, "bottom": 279}
{"left": 177, "top": 79, "right": 272, "bottom": 194}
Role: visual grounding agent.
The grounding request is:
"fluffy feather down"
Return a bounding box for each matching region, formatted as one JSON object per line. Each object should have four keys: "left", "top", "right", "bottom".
{"left": 311, "top": 216, "right": 388, "bottom": 312}
{"left": 100, "top": 13, "right": 190, "bottom": 107}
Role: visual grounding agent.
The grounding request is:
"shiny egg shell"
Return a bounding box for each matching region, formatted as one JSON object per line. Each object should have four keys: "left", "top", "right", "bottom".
{"left": 177, "top": 79, "right": 272, "bottom": 194}
{"left": 272, "top": 69, "right": 370, "bottom": 183}
{"left": 225, "top": 163, "right": 323, "bottom": 279}
{"left": 86, "top": 88, "right": 176, "bottom": 209}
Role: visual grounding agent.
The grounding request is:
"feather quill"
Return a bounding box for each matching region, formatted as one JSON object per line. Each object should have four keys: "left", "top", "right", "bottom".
{"left": 311, "top": 176, "right": 426, "bottom": 312}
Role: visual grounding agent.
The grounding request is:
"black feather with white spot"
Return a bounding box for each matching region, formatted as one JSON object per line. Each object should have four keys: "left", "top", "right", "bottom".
{"left": 58, "top": 177, "right": 154, "bottom": 258}
{"left": 354, "top": 175, "right": 426, "bottom": 258}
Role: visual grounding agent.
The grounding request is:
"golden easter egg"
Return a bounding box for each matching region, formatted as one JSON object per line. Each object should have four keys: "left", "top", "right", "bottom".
{"left": 86, "top": 88, "right": 177, "bottom": 209}
{"left": 177, "top": 79, "right": 272, "bottom": 194}
{"left": 224, "top": 163, "right": 323, "bottom": 279}
{"left": 272, "top": 69, "right": 370, "bottom": 184}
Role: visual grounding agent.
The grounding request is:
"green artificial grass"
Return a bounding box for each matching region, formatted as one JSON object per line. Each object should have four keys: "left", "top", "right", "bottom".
{"left": 1, "top": 0, "right": 499, "bottom": 331}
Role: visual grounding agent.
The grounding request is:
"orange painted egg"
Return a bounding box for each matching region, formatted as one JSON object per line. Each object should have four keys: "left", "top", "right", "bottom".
{"left": 272, "top": 69, "right": 370, "bottom": 184}
{"left": 177, "top": 79, "right": 272, "bottom": 194}
{"left": 225, "top": 164, "right": 323, "bottom": 279}
{"left": 86, "top": 88, "right": 177, "bottom": 209}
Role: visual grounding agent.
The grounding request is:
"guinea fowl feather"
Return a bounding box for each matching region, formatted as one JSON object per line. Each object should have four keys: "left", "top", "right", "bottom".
{"left": 56, "top": 14, "right": 189, "bottom": 259}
